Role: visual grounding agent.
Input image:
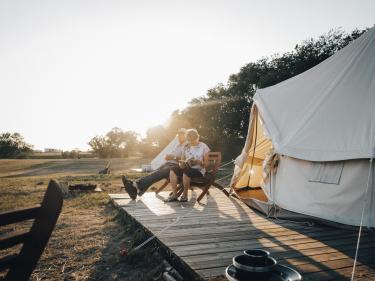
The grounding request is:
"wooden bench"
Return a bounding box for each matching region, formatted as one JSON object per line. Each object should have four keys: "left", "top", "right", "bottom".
{"left": 155, "top": 152, "right": 229, "bottom": 202}
{"left": 0, "top": 180, "right": 64, "bottom": 281}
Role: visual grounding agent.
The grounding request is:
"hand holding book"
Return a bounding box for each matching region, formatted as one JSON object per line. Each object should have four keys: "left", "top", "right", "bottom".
{"left": 179, "top": 158, "right": 202, "bottom": 169}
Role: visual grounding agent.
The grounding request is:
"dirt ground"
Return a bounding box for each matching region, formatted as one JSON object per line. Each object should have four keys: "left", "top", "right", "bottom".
{"left": 0, "top": 159, "right": 226, "bottom": 281}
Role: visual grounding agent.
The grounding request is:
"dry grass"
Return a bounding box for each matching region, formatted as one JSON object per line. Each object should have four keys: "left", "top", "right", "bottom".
{"left": 0, "top": 158, "right": 166, "bottom": 281}
{"left": 0, "top": 157, "right": 149, "bottom": 178}
{"left": 0, "top": 159, "right": 225, "bottom": 281}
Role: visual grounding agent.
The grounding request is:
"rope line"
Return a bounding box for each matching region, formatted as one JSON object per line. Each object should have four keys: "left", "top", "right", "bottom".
{"left": 351, "top": 156, "right": 373, "bottom": 281}
{"left": 132, "top": 167, "right": 236, "bottom": 253}
{"left": 215, "top": 173, "right": 234, "bottom": 183}
{"left": 130, "top": 204, "right": 198, "bottom": 254}
{"left": 218, "top": 159, "right": 235, "bottom": 169}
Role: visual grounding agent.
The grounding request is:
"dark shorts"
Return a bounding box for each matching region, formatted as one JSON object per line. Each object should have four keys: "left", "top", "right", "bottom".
{"left": 170, "top": 165, "right": 183, "bottom": 177}
{"left": 184, "top": 167, "right": 203, "bottom": 178}
{"left": 170, "top": 166, "right": 203, "bottom": 178}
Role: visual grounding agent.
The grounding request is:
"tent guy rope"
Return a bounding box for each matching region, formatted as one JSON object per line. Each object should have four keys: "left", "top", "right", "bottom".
{"left": 126, "top": 203, "right": 198, "bottom": 256}
{"left": 351, "top": 152, "right": 374, "bottom": 281}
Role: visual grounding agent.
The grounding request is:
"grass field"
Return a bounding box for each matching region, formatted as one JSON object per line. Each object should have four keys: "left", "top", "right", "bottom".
{"left": 0, "top": 158, "right": 180, "bottom": 281}
{"left": 0, "top": 157, "right": 147, "bottom": 179}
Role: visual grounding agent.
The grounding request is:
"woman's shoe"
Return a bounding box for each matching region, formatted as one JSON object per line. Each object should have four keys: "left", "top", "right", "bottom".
{"left": 179, "top": 196, "right": 188, "bottom": 202}
{"left": 164, "top": 196, "right": 178, "bottom": 202}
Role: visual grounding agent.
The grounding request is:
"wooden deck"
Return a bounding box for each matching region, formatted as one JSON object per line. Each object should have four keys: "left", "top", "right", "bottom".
{"left": 110, "top": 189, "right": 375, "bottom": 280}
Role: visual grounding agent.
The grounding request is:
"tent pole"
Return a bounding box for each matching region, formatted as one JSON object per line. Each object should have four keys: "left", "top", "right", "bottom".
{"left": 351, "top": 151, "right": 374, "bottom": 281}
{"left": 247, "top": 113, "right": 258, "bottom": 187}
{"left": 267, "top": 155, "right": 277, "bottom": 218}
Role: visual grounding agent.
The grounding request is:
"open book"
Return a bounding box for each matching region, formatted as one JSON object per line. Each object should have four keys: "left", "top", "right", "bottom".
{"left": 178, "top": 158, "right": 195, "bottom": 169}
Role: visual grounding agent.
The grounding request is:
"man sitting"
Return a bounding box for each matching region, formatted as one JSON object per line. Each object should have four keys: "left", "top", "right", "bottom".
{"left": 122, "top": 128, "right": 187, "bottom": 200}
{"left": 165, "top": 128, "right": 210, "bottom": 202}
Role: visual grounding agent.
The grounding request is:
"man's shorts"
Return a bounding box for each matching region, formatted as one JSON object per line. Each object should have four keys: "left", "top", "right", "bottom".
{"left": 171, "top": 166, "right": 203, "bottom": 178}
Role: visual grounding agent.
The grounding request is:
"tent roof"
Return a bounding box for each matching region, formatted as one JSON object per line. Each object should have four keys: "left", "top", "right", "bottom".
{"left": 254, "top": 26, "right": 375, "bottom": 161}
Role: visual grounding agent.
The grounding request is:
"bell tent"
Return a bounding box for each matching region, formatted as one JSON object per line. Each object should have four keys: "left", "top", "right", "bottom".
{"left": 231, "top": 26, "right": 375, "bottom": 227}
{"left": 150, "top": 137, "right": 179, "bottom": 171}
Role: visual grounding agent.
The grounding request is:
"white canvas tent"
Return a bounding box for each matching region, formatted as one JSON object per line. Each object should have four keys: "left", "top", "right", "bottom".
{"left": 231, "top": 26, "right": 375, "bottom": 227}
{"left": 150, "top": 137, "right": 179, "bottom": 171}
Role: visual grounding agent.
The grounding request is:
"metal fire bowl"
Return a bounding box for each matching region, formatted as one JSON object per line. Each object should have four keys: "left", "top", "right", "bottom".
{"left": 244, "top": 249, "right": 270, "bottom": 258}
{"left": 233, "top": 254, "right": 277, "bottom": 273}
{"left": 226, "top": 264, "right": 302, "bottom": 281}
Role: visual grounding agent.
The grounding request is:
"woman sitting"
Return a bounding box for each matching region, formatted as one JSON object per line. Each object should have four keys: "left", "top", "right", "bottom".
{"left": 165, "top": 128, "right": 210, "bottom": 202}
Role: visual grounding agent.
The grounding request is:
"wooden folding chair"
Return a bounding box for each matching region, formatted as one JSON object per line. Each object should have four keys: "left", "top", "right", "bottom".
{"left": 155, "top": 152, "right": 228, "bottom": 202}
{"left": 191, "top": 152, "right": 223, "bottom": 202}
{"left": 0, "top": 180, "right": 64, "bottom": 281}
{"left": 154, "top": 178, "right": 171, "bottom": 195}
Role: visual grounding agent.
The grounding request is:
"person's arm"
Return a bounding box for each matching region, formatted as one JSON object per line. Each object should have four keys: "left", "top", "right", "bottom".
{"left": 191, "top": 144, "right": 210, "bottom": 167}
{"left": 165, "top": 145, "right": 178, "bottom": 160}
{"left": 165, "top": 154, "right": 173, "bottom": 161}
{"left": 166, "top": 154, "right": 182, "bottom": 161}
{"left": 190, "top": 158, "right": 202, "bottom": 166}
{"left": 166, "top": 154, "right": 185, "bottom": 161}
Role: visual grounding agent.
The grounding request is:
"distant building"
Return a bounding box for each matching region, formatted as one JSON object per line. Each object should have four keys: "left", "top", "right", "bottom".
{"left": 44, "top": 148, "right": 63, "bottom": 153}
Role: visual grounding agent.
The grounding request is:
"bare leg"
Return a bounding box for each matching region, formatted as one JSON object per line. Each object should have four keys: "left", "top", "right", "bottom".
{"left": 182, "top": 174, "right": 191, "bottom": 199}
{"left": 169, "top": 170, "right": 178, "bottom": 198}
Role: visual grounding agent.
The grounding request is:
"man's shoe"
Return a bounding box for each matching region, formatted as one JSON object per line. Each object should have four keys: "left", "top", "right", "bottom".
{"left": 122, "top": 176, "right": 137, "bottom": 200}
{"left": 136, "top": 182, "right": 147, "bottom": 197}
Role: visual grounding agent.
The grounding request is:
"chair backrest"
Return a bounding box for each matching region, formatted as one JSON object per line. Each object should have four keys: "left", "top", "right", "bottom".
{"left": 0, "top": 180, "right": 63, "bottom": 281}
{"left": 205, "top": 152, "right": 222, "bottom": 177}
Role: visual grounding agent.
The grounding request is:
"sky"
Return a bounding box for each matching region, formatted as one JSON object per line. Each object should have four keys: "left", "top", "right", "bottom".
{"left": 0, "top": 0, "right": 374, "bottom": 151}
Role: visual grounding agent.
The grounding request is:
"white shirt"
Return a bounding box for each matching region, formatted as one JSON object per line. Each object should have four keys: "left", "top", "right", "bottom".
{"left": 183, "top": 142, "right": 210, "bottom": 174}
{"left": 167, "top": 141, "right": 188, "bottom": 164}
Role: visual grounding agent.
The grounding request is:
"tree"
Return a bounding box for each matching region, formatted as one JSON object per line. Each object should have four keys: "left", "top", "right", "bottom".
{"left": 61, "top": 149, "right": 80, "bottom": 159}
{"left": 0, "top": 132, "right": 33, "bottom": 158}
{"left": 88, "top": 135, "right": 108, "bottom": 158}
{"left": 167, "top": 28, "right": 367, "bottom": 159}
{"left": 88, "top": 128, "right": 139, "bottom": 158}
{"left": 138, "top": 111, "right": 192, "bottom": 158}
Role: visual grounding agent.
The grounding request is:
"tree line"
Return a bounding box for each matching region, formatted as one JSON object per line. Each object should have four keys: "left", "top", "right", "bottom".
{"left": 1, "top": 28, "right": 366, "bottom": 159}
{"left": 143, "top": 28, "right": 367, "bottom": 159}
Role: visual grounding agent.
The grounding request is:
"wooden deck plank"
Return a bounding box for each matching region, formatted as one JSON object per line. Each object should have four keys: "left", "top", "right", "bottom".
{"left": 185, "top": 247, "right": 375, "bottom": 273}
{"left": 182, "top": 241, "right": 375, "bottom": 265}
{"left": 171, "top": 235, "right": 366, "bottom": 258}
{"left": 186, "top": 245, "right": 375, "bottom": 271}
{"left": 110, "top": 189, "right": 375, "bottom": 280}
{"left": 170, "top": 232, "right": 358, "bottom": 254}
{"left": 162, "top": 228, "right": 345, "bottom": 247}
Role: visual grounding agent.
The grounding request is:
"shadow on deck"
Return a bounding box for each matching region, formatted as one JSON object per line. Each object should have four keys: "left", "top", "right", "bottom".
{"left": 110, "top": 188, "right": 375, "bottom": 280}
